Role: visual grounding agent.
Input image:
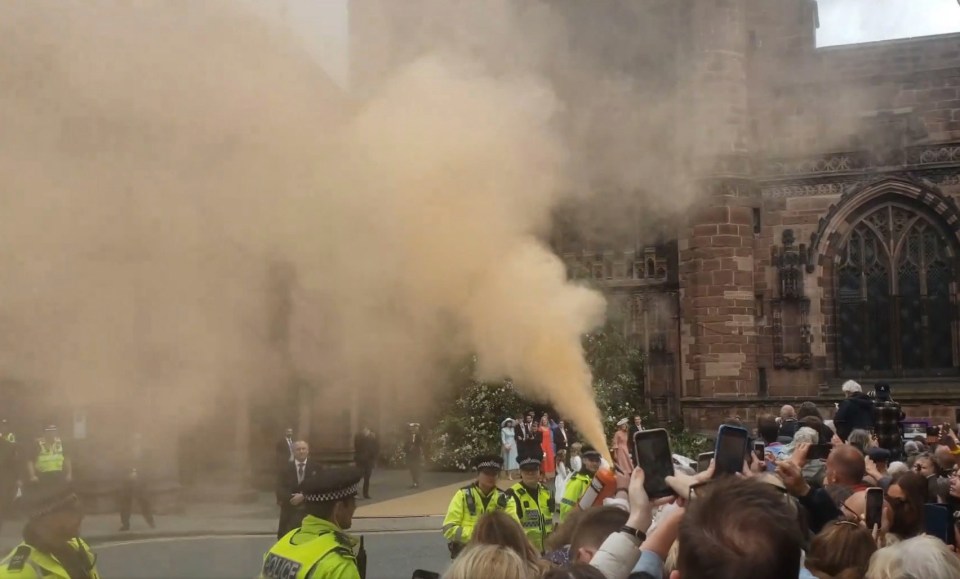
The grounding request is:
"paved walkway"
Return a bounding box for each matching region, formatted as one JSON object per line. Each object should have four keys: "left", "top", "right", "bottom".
{"left": 0, "top": 469, "right": 471, "bottom": 551}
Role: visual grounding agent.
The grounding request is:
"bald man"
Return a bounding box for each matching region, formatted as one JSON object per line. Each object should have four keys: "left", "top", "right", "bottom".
{"left": 276, "top": 440, "right": 322, "bottom": 538}
{"left": 825, "top": 445, "right": 869, "bottom": 506}
{"left": 779, "top": 405, "right": 799, "bottom": 440}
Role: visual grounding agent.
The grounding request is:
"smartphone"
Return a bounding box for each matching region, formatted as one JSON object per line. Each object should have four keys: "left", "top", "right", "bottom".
{"left": 633, "top": 429, "right": 676, "bottom": 498}
{"left": 925, "top": 504, "right": 953, "bottom": 544}
{"left": 865, "top": 487, "right": 884, "bottom": 530}
{"left": 412, "top": 571, "right": 440, "bottom": 579}
{"left": 753, "top": 440, "right": 766, "bottom": 463}
{"left": 697, "top": 452, "right": 714, "bottom": 473}
{"left": 714, "top": 425, "right": 749, "bottom": 476}
{"left": 807, "top": 444, "right": 833, "bottom": 460}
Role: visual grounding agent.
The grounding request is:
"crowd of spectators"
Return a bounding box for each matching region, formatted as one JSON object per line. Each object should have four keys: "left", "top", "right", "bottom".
{"left": 440, "top": 380, "right": 960, "bottom": 579}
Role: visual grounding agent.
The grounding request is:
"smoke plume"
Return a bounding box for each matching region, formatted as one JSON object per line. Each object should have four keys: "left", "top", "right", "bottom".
{"left": 0, "top": 0, "right": 619, "bottom": 457}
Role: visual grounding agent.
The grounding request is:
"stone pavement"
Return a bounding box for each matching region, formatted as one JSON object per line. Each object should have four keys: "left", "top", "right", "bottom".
{"left": 0, "top": 469, "right": 471, "bottom": 551}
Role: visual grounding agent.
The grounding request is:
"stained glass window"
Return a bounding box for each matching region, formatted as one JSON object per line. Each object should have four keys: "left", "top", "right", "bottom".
{"left": 837, "top": 203, "right": 957, "bottom": 375}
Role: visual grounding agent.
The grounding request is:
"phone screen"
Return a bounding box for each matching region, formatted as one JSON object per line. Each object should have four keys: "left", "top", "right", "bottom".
{"left": 697, "top": 452, "right": 714, "bottom": 473}
{"left": 865, "top": 488, "right": 884, "bottom": 530}
{"left": 715, "top": 426, "right": 748, "bottom": 476}
{"left": 807, "top": 444, "right": 833, "bottom": 460}
{"left": 411, "top": 571, "right": 441, "bottom": 579}
{"left": 925, "top": 504, "right": 952, "bottom": 544}
{"left": 753, "top": 440, "right": 766, "bottom": 463}
{"left": 633, "top": 429, "right": 675, "bottom": 498}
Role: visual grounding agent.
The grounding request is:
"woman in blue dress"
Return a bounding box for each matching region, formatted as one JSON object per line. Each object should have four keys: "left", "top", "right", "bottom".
{"left": 500, "top": 418, "right": 519, "bottom": 480}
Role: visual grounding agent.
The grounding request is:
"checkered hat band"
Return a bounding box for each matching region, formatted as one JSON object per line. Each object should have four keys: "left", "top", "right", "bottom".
{"left": 518, "top": 458, "right": 540, "bottom": 468}
{"left": 305, "top": 482, "right": 360, "bottom": 503}
{"left": 476, "top": 461, "right": 501, "bottom": 470}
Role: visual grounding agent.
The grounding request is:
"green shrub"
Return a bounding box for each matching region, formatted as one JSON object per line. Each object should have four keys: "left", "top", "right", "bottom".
{"left": 424, "top": 326, "right": 663, "bottom": 472}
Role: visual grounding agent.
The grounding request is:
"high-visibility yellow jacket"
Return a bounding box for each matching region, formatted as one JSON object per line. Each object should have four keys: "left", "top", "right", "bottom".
{"left": 0, "top": 539, "right": 100, "bottom": 579}
{"left": 441, "top": 483, "right": 519, "bottom": 547}
{"left": 260, "top": 515, "right": 363, "bottom": 579}
{"left": 559, "top": 472, "right": 593, "bottom": 522}
{"left": 508, "top": 482, "right": 553, "bottom": 553}
{"left": 35, "top": 439, "right": 64, "bottom": 474}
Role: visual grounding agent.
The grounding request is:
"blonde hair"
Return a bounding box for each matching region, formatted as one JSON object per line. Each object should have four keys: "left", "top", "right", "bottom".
{"left": 663, "top": 540, "right": 680, "bottom": 576}
{"left": 570, "top": 442, "right": 583, "bottom": 457}
{"left": 442, "top": 544, "right": 533, "bottom": 579}
{"left": 469, "top": 512, "right": 542, "bottom": 572}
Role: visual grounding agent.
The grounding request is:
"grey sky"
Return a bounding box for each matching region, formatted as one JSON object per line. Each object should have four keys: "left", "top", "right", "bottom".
{"left": 242, "top": 0, "right": 960, "bottom": 87}
{"left": 818, "top": 0, "right": 960, "bottom": 46}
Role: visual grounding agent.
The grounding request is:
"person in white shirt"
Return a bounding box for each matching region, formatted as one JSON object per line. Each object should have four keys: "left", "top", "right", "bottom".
{"left": 275, "top": 440, "right": 319, "bottom": 538}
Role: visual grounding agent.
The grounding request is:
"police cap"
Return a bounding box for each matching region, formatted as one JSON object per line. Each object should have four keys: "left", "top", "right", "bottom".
{"left": 517, "top": 457, "right": 541, "bottom": 471}
{"left": 22, "top": 484, "right": 80, "bottom": 521}
{"left": 301, "top": 467, "right": 363, "bottom": 504}
{"left": 474, "top": 454, "right": 503, "bottom": 472}
{"left": 581, "top": 447, "right": 602, "bottom": 460}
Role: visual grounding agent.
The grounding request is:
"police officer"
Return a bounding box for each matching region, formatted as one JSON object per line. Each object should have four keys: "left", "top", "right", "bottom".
{"left": 441, "top": 455, "right": 519, "bottom": 558}
{"left": 26, "top": 426, "right": 71, "bottom": 488}
{"left": 0, "top": 485, "right": 100, "bottom": 579}
{"left": 506, "top": 457, "right": 553, "bottom": 553}
{"left": 559, "top": 446, "right": 602, "bottom": 522}
{"left": 260, "top": 466, "right": 367, "bottom": 579}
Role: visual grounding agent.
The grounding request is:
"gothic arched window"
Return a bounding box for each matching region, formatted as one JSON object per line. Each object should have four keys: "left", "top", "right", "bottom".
{"left": 836, "top": 202, "right": 957, "bottom": 375}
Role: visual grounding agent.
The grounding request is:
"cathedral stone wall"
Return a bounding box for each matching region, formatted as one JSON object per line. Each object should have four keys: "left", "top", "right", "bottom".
{"left": 350, "top": 0, "right": 960, "bottom": 431}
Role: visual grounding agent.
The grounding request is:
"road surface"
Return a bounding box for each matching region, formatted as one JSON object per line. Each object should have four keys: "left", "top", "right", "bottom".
{"left": 95, "top": 531, "right": 450, "bottom": 578}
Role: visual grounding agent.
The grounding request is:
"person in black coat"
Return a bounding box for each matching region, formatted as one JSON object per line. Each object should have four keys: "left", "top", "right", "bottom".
{"left": 778, "top": 405, "right": 800, "bottom": 441}
{"left": 834, "top": 380, "right": 875, "bottom": 442}
{"left": 118, "top": 432, "right": 155, "bottom": 531}
{"left": 275, "top": 427, "right": 295, "bottom": 470}
{"left": 276, "top": 440, "right": 322, "bottom": 538}
{"left": 552, "top": 419, "right": 571, "bottom": 454}
{"left": 353, "top": 426, "right": 379, "bottom": 499}
{"left": 515, "top": 413, "right": 541, "bottom": 462}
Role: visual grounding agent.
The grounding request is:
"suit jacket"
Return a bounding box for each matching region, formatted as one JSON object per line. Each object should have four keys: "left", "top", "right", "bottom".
{"left": 553, "top": 426, "right": 570, "bottom": 452}
{"left": 276, "top": 459, "right": 321, "bottom": 504}
{"left": 516, "top": 422, "right": 542, "bottom": 460}
{"left": 354, "top": 432, "right": 380, "bottom": 466}
{"left": 779, "top": 419, "right": 800, "bottom": 440}
{"left": 404, "top": 433, "right": 424, "bottom": 465}
{"left": 275, "top": 437, "right": 294, "bottom": 466}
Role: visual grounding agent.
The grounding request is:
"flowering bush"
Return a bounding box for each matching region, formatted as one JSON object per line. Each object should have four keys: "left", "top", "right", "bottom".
{"left": 425, "top": 326, "right": 658, "bottom": 471}
{"left": 428, "top": 381, "right": 527, "bottom": 471}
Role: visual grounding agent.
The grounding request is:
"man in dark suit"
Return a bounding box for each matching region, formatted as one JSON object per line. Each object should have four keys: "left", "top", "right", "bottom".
{"left": 353, "top": 426, "right": 379, "bottom": 499}
{"left": 553, "top": 419, "right": 570, "bottom": 454}
{"left": 516, "top": 413, "right": 541, "bottom": 462}
{"left": 119, "top": 432, "right": 155, "bottom": 531}
{"left": 275, "top": 427, "right": 295, "bottom": 470}
{"left": 275, "top": 440, "right": 321, "bottom": 538}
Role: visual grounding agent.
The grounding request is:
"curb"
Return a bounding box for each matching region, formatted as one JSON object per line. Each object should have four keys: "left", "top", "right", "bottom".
{"left": 88, "top": 530, "right": 273, "bottom": 545}
{"left": 354, "top": 514, "right": 444, "bottom": 520}
{"left": 86, "top": 522, "right": 443, "bottom": 545}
